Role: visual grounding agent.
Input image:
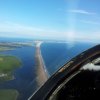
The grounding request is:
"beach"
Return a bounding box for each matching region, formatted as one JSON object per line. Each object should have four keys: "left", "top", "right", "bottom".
{"left": 35, "top": 41, "right": 49, "bottom": 87}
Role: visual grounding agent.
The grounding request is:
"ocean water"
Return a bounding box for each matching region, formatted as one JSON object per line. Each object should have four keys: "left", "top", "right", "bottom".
{"left": 0, "top": 38, "right": 37, "bottom": 100}
{"left": 0, "top": 38, "right": 98, "bottom": 99}
{"left": 41, "top": 42, "right": 97, "bottom": 75}
{"left": 0, "top": 37, "right": 33, "bottom": 42}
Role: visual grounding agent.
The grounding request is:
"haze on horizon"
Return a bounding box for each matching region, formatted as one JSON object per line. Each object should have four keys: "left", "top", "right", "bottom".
{"left": 0, "top": 0, "right": 100, "bottom": 43}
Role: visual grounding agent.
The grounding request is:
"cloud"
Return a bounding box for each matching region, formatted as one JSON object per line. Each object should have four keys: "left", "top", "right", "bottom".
{"left": 68, "top": 9, "right": 96, "bottom": 15}
{"left": 0, "top": 21, "right": 65, "bottom": 39}
{"left": 0, "top": 22, "right": 45, "bottom": 33}
{"left": 0, "top": 21, "right": 99, "bottom": 43}
{"left": 64, "top": 31, "right": 100, "bottom": 43}
{"left": 80, "top": 20, "right": 100, "bottom": 25}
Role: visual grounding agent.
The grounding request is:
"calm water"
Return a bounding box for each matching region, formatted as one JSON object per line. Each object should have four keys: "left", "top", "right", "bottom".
{"left": 41, "top": 42, "right": 96, "bottom": 75}
{"left": 0, "top": 46, "right": 37, "bottom": 100}
{"left": 0, "top": 38, "right": 97, "bottom": 100}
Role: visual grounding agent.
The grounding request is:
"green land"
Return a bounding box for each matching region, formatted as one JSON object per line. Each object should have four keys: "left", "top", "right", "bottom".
{"left": 0, "top": 47, "right": 14, "bottom": 51}
{"left": 0, "top": 55, "right": 22, "bottom": 81}
{"left": 0, "top": 89, "right": 19, "bottom": 100}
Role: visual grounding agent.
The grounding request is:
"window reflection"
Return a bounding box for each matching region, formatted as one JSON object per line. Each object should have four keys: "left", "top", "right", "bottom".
{"left": 81, "top": 57, "right": 100, "bottom": 71}
{"left": 48, "top": 56, "right": 100, "bottom": 100}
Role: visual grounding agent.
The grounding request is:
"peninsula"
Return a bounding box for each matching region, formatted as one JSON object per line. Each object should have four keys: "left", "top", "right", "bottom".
{"left": 35, "top": 41, "right": 49, "bottom": 87}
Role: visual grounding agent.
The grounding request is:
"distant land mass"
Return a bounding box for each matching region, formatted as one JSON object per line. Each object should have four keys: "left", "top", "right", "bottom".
{"left": 0, "top": 46, "right": 14, "bottom": 51}
{"left": 0, "top": 41, "right": 33, "bottom": 52}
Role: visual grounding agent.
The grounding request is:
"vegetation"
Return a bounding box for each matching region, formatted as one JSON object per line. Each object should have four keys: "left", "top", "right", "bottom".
{"left": 0, "top": 46, "right": 14, "bottom": 51}
{"left": 0, "top": 89, "right": 19, "bottom": 100}
{"left": 0, "top": 55, "right": 22, "bottom": 81}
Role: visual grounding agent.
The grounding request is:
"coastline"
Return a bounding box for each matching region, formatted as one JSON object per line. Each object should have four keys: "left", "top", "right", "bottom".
{"left": 35, "top": 41, "right": 49, "bottom": 87}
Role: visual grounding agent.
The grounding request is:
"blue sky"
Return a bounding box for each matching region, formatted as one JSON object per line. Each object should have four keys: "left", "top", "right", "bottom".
{"left": 0, "top": 0, "right": 100, "bottom": 43}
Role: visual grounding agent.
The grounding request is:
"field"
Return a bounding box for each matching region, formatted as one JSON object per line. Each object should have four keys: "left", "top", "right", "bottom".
{"left": 0, "top": 89, "right": 19, "bottom": 100}
{"left": 0, "top": 55, "right": 22, "bottom": 81}
{"left": 0, "top": 46, "right": 14, "bottom": 51}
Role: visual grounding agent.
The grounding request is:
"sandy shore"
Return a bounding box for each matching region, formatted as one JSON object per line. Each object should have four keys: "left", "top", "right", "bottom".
{"left": 35, "top": 41, "right": 49, "bottom": 87}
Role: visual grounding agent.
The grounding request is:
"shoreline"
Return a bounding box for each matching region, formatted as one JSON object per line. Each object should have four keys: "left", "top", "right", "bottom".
{"left": 35, "top": 41, "right": 49, "bottom": 87}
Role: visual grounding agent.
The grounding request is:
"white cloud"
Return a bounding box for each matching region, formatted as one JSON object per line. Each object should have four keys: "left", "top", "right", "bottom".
{"left": 64, "top": 31, "right": 100, "bottom": 43}
{"left": 0, "top": 22, "right": 44, "bottom": 33}
{"left": 0, "top": 21, "right": 66, "bottom": 39}
{"left": 80, "top": 20, "right": 100, "bottom": 25}
{"left": 0, "top": 21, "right": 99, "bottom": 43}
{"left": 68, "top": 9, "right": 96, "bottom": 15}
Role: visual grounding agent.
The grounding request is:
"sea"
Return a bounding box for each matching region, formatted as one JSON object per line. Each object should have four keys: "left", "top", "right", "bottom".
{"left": 0, "top": 37, "right": 98, "bottom": 100}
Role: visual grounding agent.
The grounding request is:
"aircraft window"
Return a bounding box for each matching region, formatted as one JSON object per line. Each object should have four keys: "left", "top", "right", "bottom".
{"left": 48, "top": 57, "right": 100, "bottom": 100}
{"left": 0, "top": 0, "right": 99, "bottom": 100}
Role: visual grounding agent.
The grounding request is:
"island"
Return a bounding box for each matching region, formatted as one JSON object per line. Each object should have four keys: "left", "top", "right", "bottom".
{"left": 0, "top": 46, "right": 14, "bottom": 51}
{"left": 0, "top": 41, "right": 33, "bottom": 52}
{"left": 0, "top": 89, "right": 19, "bottom": 100}
{"left": 0, "top": 55, "right": 22, "bottom": 81}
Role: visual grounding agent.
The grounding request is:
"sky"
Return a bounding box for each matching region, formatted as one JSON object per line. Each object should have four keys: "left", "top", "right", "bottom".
{"left": 0, "top": 0, "right": 100, "bottom": 43}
